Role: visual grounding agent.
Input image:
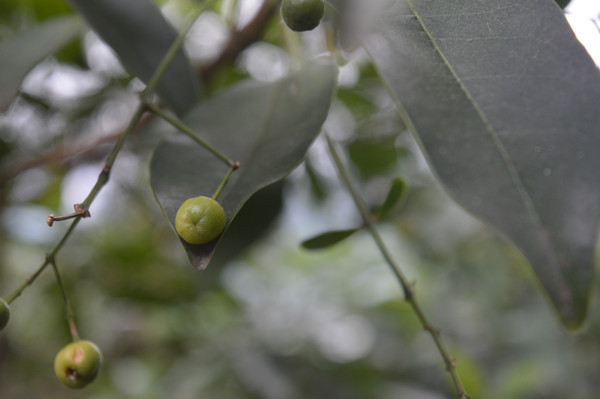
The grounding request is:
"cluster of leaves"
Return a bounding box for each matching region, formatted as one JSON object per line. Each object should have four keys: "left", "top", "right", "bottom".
{"left": 0, "top": 0, "right": 599, "bottom": 397}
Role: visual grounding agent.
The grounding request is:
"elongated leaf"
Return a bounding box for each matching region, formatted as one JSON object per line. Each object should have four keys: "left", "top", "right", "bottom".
{"left": 378, "top": 177, "right": 406, "bottom": 221}
{"left": 151, "top": 59, "right": 337, "bottom": 270}
{"left": 0, "top": 15, "right": 84, "bottom": 110}
{"left": 67, "top": 0, "right": 198, "bottom": 115}
{"left": 365, "top": 0, "right": 600, "bottom": 328}
{"left": 302, "top": 228, "right": 361, "bottom": 250}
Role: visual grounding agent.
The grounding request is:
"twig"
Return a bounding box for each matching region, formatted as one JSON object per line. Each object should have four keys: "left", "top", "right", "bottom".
{"left": 144, "top": 102, "right": 236, "bottom": 167}
{"left": 0, "top": 0, "right": 280, "bottom": 187}
{"left": 325, "top": 134, "right": 471, "bottom": 399}
{"left": 200, "top": 0, "right": 281, "bottom": 82}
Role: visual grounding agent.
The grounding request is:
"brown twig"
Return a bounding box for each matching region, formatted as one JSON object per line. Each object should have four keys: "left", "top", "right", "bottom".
{"left": 199, "top": 0, "right": 281, "bottom": 83}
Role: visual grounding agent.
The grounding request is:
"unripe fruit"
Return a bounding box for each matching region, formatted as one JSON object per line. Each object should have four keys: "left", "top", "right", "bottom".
{"left": 175, "top": 196, "right": 226, "bottom": 245}
{"left": 0, "top": 298, "right": 10, "bottom": 331}
{"left": 281, "top": 0, "right": 324, "bottom": 32}
{"left": 54, "top": 340, "right": 102, "bottom": 389}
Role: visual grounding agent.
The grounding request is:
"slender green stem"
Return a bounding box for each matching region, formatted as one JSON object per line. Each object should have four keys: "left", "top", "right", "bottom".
{"left": 142, "top": 0, "right": 214, "bottom": 98}
{"left": 6, "top": 218, "right": 81, "bottom": 305}
{"left": 144, "top": 102, "right": 236, "bottom": 167}
{"left": 212, "top": 162, "right": 240, "bottom": 200}
{"left": 325, "top": 134, "right": 470, "bottom": 399}
{"left": 50, "top": 259, "right": 80, "bottom": 341}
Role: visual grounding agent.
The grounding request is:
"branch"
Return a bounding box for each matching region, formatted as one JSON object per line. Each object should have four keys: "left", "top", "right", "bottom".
{"left": 1, "top": 0, "right": 280, "bottom": 189}
{"left": 325, "top": 134, "right": 471, "bottom": 399}
{"left": 199, "top": 0, "right": 281, "bottom": 82}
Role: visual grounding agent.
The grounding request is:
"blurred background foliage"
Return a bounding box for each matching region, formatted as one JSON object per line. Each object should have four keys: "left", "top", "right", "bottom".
{"left": 1, "top": 0, "right": 600, "bottom": 398}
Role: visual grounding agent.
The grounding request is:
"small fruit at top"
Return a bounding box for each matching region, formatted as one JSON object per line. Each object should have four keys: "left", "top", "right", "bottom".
{"left": 281, "top": 0, "right": 324, "bottom": 32}
{"left": 54, "top": 340, "right": 103, "bottom": 389}
{"left": 0, "top": 298, "right": 10, "bottom": 331}
{"left": 175, "top": 196, "right": 226, "bottom": 245}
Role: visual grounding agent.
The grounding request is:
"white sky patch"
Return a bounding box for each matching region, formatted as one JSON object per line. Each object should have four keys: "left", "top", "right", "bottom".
{"left": 566, "top": 0, "right": 600, "bottom": 66}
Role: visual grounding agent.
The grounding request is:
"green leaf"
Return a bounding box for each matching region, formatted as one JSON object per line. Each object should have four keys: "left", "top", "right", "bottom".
{"left": 377, "top": 177, "right": 406, "bottom": 221}
{"left": 151, "top": 59, "right": 337, "bottom": 270}
{"left": 348, "top": 136, "right": 399, "bottom": 177}
{"left": 0, "top": 15, "right": 83, "bottom": 110}
{"left": 301, "top": 228, "right": 361, "bottom": 250}
{"left": 365, "top": 0, "right": 600, "bottom": 329}
{"left": 67, "top": 0, "right": 199, "bottom": 115}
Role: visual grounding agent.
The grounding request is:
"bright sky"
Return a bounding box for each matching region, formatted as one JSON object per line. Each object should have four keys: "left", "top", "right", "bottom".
{"left": 566, "top": 0, "right": 600, "bottom": 66}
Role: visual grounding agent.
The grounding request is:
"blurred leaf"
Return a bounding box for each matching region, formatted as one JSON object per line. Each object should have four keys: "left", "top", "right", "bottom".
{"left": 377, "top": 177, "right": 406, "bottom": 221}
{"left": 67, "top": 0, "right": 199, "bottom": 115}
{"left": 0, "top": 15, "right": 83, "bottom": 110}
{"left": 304, "top": 158, "right": 327, "bottom": 202}
{"left": 151, "top": 59, "right": 337, "bottom": 270}
{"left": 365, "top": 0, "right": 600, "bottom": 328}
{"left": 348, "top": 136, "right": 398, "bottom": 177}
{"left": 301, "top": 228, "right": 361, "bottom": 250}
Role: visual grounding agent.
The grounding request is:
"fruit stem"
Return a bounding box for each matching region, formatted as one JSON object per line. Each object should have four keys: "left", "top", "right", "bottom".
{"left": 213, "top": 162, "right": 240, "bottom": 200}
{"left": 49, "top": 259, "right": 81, "bottom": 342}
{"left": 143, "top": 102, "right": 237, "bottom": 168}
{"left": 325, "top": 134, "right": 471, "bottom": 399}
{"left": 5, "top": 218, "right": 81, "bottom": 305}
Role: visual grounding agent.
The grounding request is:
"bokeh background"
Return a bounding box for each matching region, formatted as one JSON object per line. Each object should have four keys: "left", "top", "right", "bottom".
{"left": 1, "top": 0, "right": 600, "bottom": 398}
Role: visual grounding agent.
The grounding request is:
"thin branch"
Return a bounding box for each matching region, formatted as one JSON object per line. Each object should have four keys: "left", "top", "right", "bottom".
{"left": 200, "top": 0, "right": 281, "bottom": 82}
{"left": 325, "top": 134, "right": 471, "bottom": 399}
{"left": 50, "top": 258, "right": 80, "bottom": 342}
{"left": 144, "top": 102, "right": 236, "bottom": 167}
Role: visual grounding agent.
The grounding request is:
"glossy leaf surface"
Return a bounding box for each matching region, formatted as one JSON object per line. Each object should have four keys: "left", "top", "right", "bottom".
{"left": 365, "top": 0, "right": 600, "bottom": 328}
{"left": 0, "top": 15, "right": 83, "bottom": 110}
{"left": 67, "top": 0, "right": 198, "bottom": 115}
{"left": 151, "top": 60, "right": 337, "bottom": 270}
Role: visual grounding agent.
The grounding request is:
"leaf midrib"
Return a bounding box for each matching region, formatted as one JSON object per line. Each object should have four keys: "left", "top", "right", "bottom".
{"left": 404, "top": 0, "right": 566, "bottom": 291}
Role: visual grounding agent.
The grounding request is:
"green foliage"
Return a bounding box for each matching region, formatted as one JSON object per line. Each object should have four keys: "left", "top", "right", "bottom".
{"left": 0, "top": 0, "right": 599, "bottom": 397}
{"left": 366, "top": 0, "right": 600, "bottom": 328}
{"left": 301, "top": 228, "right": 360, "bottom": 250}
{"left": 0, "top": 298, "right": 10, "bottom": 331}
{"left": 151, "top": 59, "right": 337, "bottom": 269}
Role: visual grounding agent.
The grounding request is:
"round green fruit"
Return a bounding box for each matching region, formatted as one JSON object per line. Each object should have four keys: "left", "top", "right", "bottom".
{"left": 281, "top": 0, "right": 324, "bottom": 32}
{"left": 175, "top": 196, "right": 226, "bottom": 245}
{"left": 54, "top": 340, "right": 102, "bottom": 389}
{"left": 0, "top": 298, "right": 10, "bottom": 331}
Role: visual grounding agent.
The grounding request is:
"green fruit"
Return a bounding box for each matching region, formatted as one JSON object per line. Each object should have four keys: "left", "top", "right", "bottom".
{"left": 175, "top": 196, "right": 226, "bottom": 245}
{"left": 54, "top": 340, "right": 102, "bottom": 389}
{"left": 0, "top": 298, "right": 10, "bottom": 331}
{"left": 281, "top": 0, "right": 324, "bottom": 32}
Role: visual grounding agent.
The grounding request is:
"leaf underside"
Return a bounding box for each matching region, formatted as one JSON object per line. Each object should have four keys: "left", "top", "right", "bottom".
{"left": 151, "top": 59, "right": 337, "bottom": 270}
{"left": 365, "top": 0, "right": 600, "bottom": 328}
{"left": 0, "top": 15, "right": 84, "bottom": 110}
{"left": 67, "top": 0, "right": 199, "bottom": 116}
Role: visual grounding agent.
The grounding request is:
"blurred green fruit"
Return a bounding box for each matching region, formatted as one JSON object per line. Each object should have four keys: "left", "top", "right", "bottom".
{"left": 175, "top": 196, "right": 226, "bottom": 245}
{"left": 281, "top": 0, "right": 324, "bottom": 32}
{"left": 54, "top": 340, "right": 102, "bottom": 389}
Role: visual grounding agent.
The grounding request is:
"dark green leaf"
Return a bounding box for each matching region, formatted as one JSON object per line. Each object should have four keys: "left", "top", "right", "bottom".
{"left": 301, "top": 228, "right": 361, "bottom": 250}
{"left": 348, "top": 136, "right": 399, "bottom": 177}
{"left": 377, "top": 177, "right": 406, "bottom": 221}
{"left": 67, "top": 0, "right": 199, "bottom": 115}
{"left": 151, "top": 59, "right": 337, "bottom": 270}
{"left": 0, "top": 15, "right": 83, "bottom": 110}
{"left": 365, "top": 0, "right": 600, "bottom": 329}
